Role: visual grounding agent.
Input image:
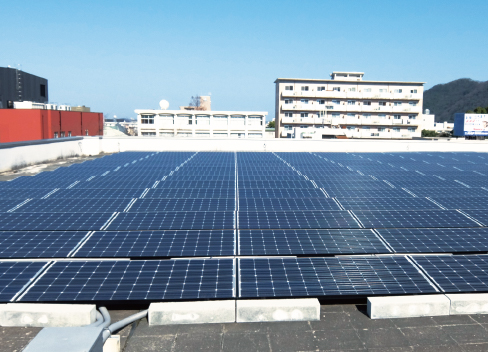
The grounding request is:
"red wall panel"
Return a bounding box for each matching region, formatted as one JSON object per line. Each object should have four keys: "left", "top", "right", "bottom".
{"left": 82, "top": 112, "right": 103, "bottom": 136}
{"left": 0, "top": 109, "right": 44, "bottom": 143}
{"left": 59, "top": 111, "right": 82, "bottom": 137}
{"left": 0, "top": 109, "right": 103, "bottom": 143}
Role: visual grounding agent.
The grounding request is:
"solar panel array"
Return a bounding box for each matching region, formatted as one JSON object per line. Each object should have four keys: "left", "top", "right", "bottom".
{"left": 1, "top": 151, "right": 488, "bottom": 302}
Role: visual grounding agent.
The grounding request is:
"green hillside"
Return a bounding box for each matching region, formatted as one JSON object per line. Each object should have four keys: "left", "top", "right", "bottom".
{"left": 423, "top": 78, "right": 488, "bottom": 122}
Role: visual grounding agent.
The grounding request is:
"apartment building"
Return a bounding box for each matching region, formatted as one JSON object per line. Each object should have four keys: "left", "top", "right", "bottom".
{"left": 275, "top": 72, "right": 426, "bottom": 139}
{"left": 135, "top": 108, "right": 267, "bottom": 138}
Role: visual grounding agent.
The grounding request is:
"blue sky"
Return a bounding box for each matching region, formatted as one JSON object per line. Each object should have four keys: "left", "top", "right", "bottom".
{"left": 1, "top": 0, "right": 487, "bottom": 121}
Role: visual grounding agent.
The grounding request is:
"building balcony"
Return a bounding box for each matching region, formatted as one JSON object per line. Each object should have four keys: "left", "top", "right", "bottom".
{"left": 281, "top": 117, "right": 294, "bottom": 123}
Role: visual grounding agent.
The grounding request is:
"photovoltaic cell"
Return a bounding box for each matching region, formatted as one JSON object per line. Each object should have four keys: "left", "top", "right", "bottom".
{"left": 74, "top": 230, "right": 235, "bottom": 257}
{"left": 413, "top": 255, "right": 488, "bottom": 293}
{"left": 16, "top": 199, "right": 132, "bottom": 213}
{"left": 238, "top": 229, "right": 390, "bottom": 255}
{"left": 0, "top": 231, "right": 88, "bottom": 258}
{"left": 238, "top": 257, "right": 437, "bottom": 298}
{"left": 0, "top": 261, "right": 49, "bottom": 302}
{"left": 128, "top": 199, "right": 235, "bottom": 212}
{"left": 337, "top": 197, "right": 442, "bottom": 211}
{"left": 20, "top": 259, "right": 235, "bottom": 301}
{"left": 239, "top": 198, "right": 340, "bottom": 211}
{"left": 458, "top": 209, "right": 488, "bottom": 226}
{"left": 238, "top": 211, "right": 361, "bottom": 229}
{"left": 351, "top": 210, "right": 480, "bottom": 229}
{"left": 377, "top": 228, "right": 488, "bottom": 253}
{"left": 0, "top": 212, "right": 114, "bottom": 231}
{"left": 106, "top": 212, "right": 235, "bottom": 231}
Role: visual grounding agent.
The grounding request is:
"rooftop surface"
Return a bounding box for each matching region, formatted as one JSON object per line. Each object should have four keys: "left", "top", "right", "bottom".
{"left": 4, "top": 305, "right": 488, "bottom": 352}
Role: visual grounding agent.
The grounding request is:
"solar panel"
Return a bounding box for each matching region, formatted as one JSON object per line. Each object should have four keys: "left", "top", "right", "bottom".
{"left": 412, "top": 255, "right": 488, "bottom": 293}
{"left": 74, "top": 230, "right": 235, "bottom": 257}
{"left": 351, "top": 210, "right": 480, "bottom": 229}
{"left": 238, "top": 189, "right": 327, "bottom": 199}
{"left": 20, "top": 259, "right": 235, "bottom": 301}
{"left": 238, "top": 229, "right": 390, "bottom": 255}
{"left": 238, "top": 211, "right": 361, "bottom": 229}
{"left": 0, "top": 231, "right": 88, "bottom": 258}
{"left": 324, "top": 189, "right": 413, "bottom": 198}
{"left": 457, "top": 209, "right": 488, "bottom": 226}
{"left": 337, "top": 197, "right": 442, "bottom": 211}
{"left": 377, "top": 228, "right": 488, "bottom": 253}
{"left": 238, "top": 257, "right": 438, "bottom": 298}
{"left": 0, "top": 212, "right": 114, "bottom": 231}
{"left": 0, "top": 189, "right": 58, "bottom": 200}
{"left": 15, "top": 199, "right": 132, "bottom": 213}
{"left": 106, "top": 212, "right": 235, "bottom": 231}
{"left": 49, "top": 189, "right": 147, "bottom": 199}
{"left": 128, "top": 199, "right": 235, "bottom": 212}
{"left": 0, "top": 261, "right": 49, "bottom": 302}
{"left": 144, "top": 188, "right": 235, "bottom": 199}
{"left": 239, "top": 198, "right": 340, "bottom": 211}
{"left": 430, "top": 197, "right": 488, "bottom": 210}
{"left": 406, "top": 188, "right": 488, "bottom": 198}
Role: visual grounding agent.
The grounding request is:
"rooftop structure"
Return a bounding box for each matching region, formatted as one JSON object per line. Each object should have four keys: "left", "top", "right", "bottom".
{"left": 0, "top": 67, "right": 48, "bottom": 109}
{"left": 275, "top": 71, "right": 429, "bottom": 139}
{"left": 135, "top": 101, "right": 267, "bottom": 138}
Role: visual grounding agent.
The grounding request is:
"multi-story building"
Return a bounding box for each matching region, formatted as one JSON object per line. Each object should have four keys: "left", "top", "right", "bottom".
{"left": 135, "top": 104, "right": 267, "bottom": 138}
{"left": 275, "top": 71, "right": 427, "bottom": 139}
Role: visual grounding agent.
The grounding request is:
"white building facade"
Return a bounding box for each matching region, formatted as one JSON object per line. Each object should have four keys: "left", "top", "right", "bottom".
{"left": 275, "top": 72, "right": 428, "bottom": 139}
{"left": 135, "top": 109, "right": 268, "bottom": 138}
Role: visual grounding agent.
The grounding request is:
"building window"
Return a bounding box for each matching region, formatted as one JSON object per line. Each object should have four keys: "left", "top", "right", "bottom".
{"left": 362, "top": 126, "right": 370, "bottom": 130}
{"left": 392, "top": 127, "right": 400, "bottom": 132}
{"left": 85, "top": 130, "right": 89, "bottom": 136}
{"left": 408, "top": 127, "right": 416, "bottom": 132}
{"left": 379, "top": 89, "right": 387, "bottom": 93}
{"left": 300, "top": 112, "right": 308, "bottom": 118}
{"left": 378, "top": 128, "right": 386, "bottom": 132}
{"left": 332, "top": 87, "right": 340, "bottom": 92}
{"left": 317, "top": 99, "right": 326, "bottom": 105}
{"left": 348, "top": 87, "right": 356, "bottom": 92}
{"left": 285, "top": 85, "right": 293, "bottom": 90}
{"left": 40, "top": 84, "right": 46, "bottom": 98}
{"left": 347, "top": 113, "right": 355, "bottom": 117}
{"left": 409, "top": 115, "right": 416, "bottom": 120}
{"left": 364, "top": 88, "right": 372, "bottom": 93}
{"left": 394, "top": 89, "right": 403, "bottom": 93}
{"left": 394, "top": 115, "right": 401, "bottom": 119}
{"left": 347, "top": 100, "right": 356, "bottom": 105}
{"left": 411, "top": 89, "right": 417, "bottom": 94}
{"left": 379, "top": 101, "right": 386, "bottom": 106}
{"left": 54, "top": 132, "right": 58, "bottom": 138}
{"left": 379, "top": 114, "right": 386, "bottom": 119}
{"left": 141, "top": 114, "right": 155, "bottom": 124}
{"left": 363, "top": 101, "right": 371, "bottom": 106}
{"left": 284, "top": 125, "right": 292, "bottom": 130}
{"left": 300, "top": 99, "right": 309, "bottom": 104}
{"left": 332, "top": 113, "right": 340, "bottom": 118}
{"left": 141, "top": 132, "right": 157, "bottom": 136}
{"left": 60, "top": 131, "right": 65, "bottom": 137}
{"left": 394, "top": 101, "right": 402, "bottom": 106}
{"left": 347, "top": 126, "right": 355, "bottom": 130}
{"left": 300, "top": 125, "right": 308, "bottom": 128}
{"left": 409, "top": 101, "right": 417, "bottom": 107}
{"left": 317, "top": 86, "right": 326, "bottom": 91}
{"left": 68, "top": 131, "right": 72, "bottom": 137}
{"left": 284, "top": 112, "right": 293, "bottom": 117}
{"left": 332, "top": 100, "right": 340, "bottom": 105}
{"left": 363, "top": 114, "right": 371, "bottom": 118}
{"left": 301, "top": 86, "right": 309, "bottom": 91}
{"left": 284, "top": 99, "right": 293, "bottom": 104}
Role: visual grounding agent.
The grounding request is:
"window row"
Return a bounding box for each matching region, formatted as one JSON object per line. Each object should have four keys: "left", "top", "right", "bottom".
{"left": 284, "top": 125, "right": 417, "bottom": 132}
{"left": 284, "top": 112, "right": 417, "bottom": 119}
{"left": 284, "top": 85, "right": 418, "bottom": 94}
{"left": 283, "top": 99, "right": 417, "bottom": 106}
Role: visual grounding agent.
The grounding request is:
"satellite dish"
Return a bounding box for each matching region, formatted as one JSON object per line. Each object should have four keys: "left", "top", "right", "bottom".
{"left": 159, "top": 100, "right": 169, "bottom": 110}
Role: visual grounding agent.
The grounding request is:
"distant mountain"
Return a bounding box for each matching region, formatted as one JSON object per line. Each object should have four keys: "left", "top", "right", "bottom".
{"left": 423, "top": 78, "right": 488, "bottom": 122}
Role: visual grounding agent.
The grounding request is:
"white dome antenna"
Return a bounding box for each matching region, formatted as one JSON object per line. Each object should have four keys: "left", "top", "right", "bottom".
{"left": 159, "top": 100, "right": 169, "bottom": 110}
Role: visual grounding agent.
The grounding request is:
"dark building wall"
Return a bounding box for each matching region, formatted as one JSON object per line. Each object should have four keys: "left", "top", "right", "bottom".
{"left": 0, "top": 67, "right": 48, "bottom": 109}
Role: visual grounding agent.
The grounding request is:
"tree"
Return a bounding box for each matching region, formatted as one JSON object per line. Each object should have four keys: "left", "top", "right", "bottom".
{"left": 267, "top": 120, "right": 275, "bottom": 128}
{"left": 422, "top": 129, "right": 438, "bottom": 137}
{"left": 474, "top": 106, "right": 488, "bottom": 114}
